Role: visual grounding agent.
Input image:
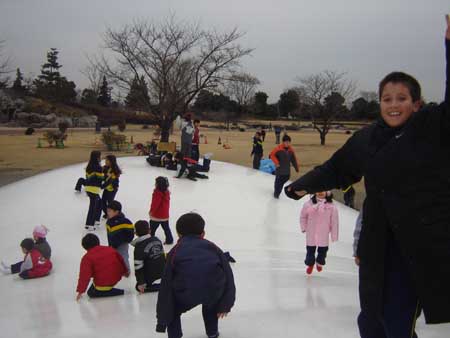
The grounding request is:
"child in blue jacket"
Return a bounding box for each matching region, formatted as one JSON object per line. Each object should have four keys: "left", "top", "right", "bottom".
{"left": 156, "top": 213, "right": 236, "bottom": 338}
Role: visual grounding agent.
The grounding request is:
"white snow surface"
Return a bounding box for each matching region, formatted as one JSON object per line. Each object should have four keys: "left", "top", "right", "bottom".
{"left": 0, "top": 157, "right": 448, "bottom": 338}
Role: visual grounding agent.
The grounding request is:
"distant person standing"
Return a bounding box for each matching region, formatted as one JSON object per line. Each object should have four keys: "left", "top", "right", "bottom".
{"left": 274, "top": 125, "right": 282, "bottom": 144}
{"left": 191, "top": 119, "right": 201, "bottom": 161}
{"left": 270, "top": 134, "right": 299, "bottom": 198}
{"left": 261, "top": 128, "right": 266, "bottom": 142}
{"left": 180, "top": 114, "right": 194, "bottom": 158}
{"left": 251, "top": 132, "right": 264, "bottom": 170}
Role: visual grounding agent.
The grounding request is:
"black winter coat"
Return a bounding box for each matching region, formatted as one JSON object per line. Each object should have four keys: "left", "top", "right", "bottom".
{"left": 286, "top": 39, "right": 450, "bottom": 324}
{"left": 156, "top": 236, "right": 236, "bottom": 331}
{"left": 132, "top": 234, "right": 165, "bottom": 286}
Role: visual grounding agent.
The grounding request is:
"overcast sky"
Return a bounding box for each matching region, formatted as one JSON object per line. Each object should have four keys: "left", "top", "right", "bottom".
{"left": 1, "top": 0, "right": 449, "bottom": 103}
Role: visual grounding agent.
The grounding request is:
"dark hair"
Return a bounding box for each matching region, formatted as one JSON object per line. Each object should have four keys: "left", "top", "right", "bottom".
{"left": 86, "top": 150, "right": 101, "bottom": 173}
{"left": 106, "top": 155, "right": 122, "bottom": 177}
{"left": 155, "top": 176, "right": 169, "bottom": 192}
{"left": 282, "top": 134, "right": 291, "bottom": 143}
{"left": 135, "top": 220, "right": 150, "bottom": 236}
{"left": 185, "top": 113, "right": 192, "bottom": 121}
{"left": 311, "top": 192, "right": 334, "bottom": 204}
{"left": 107, "top": 200, "right": 122, "bottom": 212}
{"left": 194, "top": 119, "right": 200, "bottom": 124}
{"left": 20, "top": 238, "right": 34, "bottom": 252}
{"left": 255, "top": 132, "right": 261, "bottom": 137}
{"left": 174, "top": 152, "right": 184, "bottom": 161}
{"left": 176, "top": 213, "right": 205, "bottom": 236}
{"left": 82, "top": 233, "right": 100, "bottom": 250}
{"left": 379, "top": 72, "right": 421, "bottom": 102}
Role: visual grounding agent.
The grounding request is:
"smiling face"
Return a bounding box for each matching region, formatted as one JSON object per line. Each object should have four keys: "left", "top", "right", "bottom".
{"left": 380, "top": 82, "right": 421, "bottom": 128}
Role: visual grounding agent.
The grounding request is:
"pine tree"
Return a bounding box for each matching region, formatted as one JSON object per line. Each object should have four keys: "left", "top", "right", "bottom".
{"left": 12, "top": 68, "right": 25, "bottom": 92}
{"left": 97, "top": 76, "right": 111, "bottom": 106}
{"left": 33, "top": 48, "right": 76, "bottom": 103}
{"left": 125, "top": 75, "right": 150, "bottom": 110}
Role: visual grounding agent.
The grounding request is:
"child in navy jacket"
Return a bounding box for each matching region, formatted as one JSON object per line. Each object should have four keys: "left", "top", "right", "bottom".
{"left": 156, "top": 213, "right": 236, "bottom": 338}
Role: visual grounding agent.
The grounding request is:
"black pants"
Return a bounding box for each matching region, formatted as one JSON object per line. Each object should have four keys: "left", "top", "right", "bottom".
{"left": 135, "top": 282, "right": 160, "bottom": 293}
{"left": 181, "top": 143, "right": 192, "bottom": 158}
{"left": 253, "top": 153, "right": 262, "bottom": 169}
{"left": 357, "top": 238, "right": 420, "bottom": 338}
{"left": 10, "top": 261, "right": 22, "bottom": 274}
{"left": 86, "top": 192, "right": 102, "bottom": 226}
{"left": 150, "top": 220, "right": 174, "bottom": 244}
{"left": 274, "top": 175, "right": 290, "bottom": 198}
{"left": 305, "top": 246, "right": 329, "bottom": 266}
{"left": 102, "top": 190, "right": 117, "bottom": 217}
{"left": 275, "top": 134, "right": 281, "bottom": 144}
{"left": 344, "top": 188, "right": 356, "bottom": 209}
{"left": 75, "top": 178, "right": 86, "bottom": 191}
{"left": 191, "top": 144, "right": 200, "bottom": 161}
{"left": 87, "top": 284, "right": 124, "bottom": 298}
{"left": 168, "top": 304, "right": 219, "bottom": 338}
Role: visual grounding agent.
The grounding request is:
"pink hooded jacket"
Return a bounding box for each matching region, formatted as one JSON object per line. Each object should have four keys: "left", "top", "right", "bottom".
{"left": 300, "top": 198, "right": 339, "bottom": 247}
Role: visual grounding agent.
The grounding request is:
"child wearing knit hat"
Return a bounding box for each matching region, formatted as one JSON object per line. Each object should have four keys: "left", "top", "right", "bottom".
{"left": 1, "top": 225, "right": 52, "bottom": 275}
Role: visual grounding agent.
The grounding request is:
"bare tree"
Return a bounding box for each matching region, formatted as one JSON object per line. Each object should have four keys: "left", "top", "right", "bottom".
{"left": 90, "top": 16, "right": 253, "bottom": 141}
{"left": 81, "top": 61, "right": 104, "bottom": 95}
{"left": 224, "top": 72, "right": 260, "bottom": 108}
{"left": 296, "top": 70, "right": 356, "bottom": 145}
{"left": 0, "top": 40, "right": 12, "bottom": 88}
{"left": 360, "top": 90, "right": 378, "bottom": 103}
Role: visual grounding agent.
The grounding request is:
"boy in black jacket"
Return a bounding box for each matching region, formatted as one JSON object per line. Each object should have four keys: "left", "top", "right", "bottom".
{"left": 132, "top": 220, "right": 166, "bottom": 293}
{"left": 106, "top": 201, "right": 134, "bottom": 271}
{"left": 285, "top": 17, "right": 450, "bottom": 338}
{"left": 156, "top": 213, "right": 236, "bottom": 338}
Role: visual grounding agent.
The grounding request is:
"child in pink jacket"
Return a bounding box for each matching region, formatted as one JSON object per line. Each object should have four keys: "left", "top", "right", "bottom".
{"left": 300, "top": 191, "right": 339, "bottom": 275}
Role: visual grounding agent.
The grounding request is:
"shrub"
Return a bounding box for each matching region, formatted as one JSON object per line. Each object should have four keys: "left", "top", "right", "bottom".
{"left": 25, "top": 127, "right": 35, "bottom": 135}
{"left": 58, "top": 121, "right": 69, "bottom": 133}
{"left": 43, "top": 131, "right": 67, "bottom": 147}
{"left": 101, "top": 131, "right": 126, "bottom": 151}
{"left": 118, "top": 120, "right": 126, "bottom": 132}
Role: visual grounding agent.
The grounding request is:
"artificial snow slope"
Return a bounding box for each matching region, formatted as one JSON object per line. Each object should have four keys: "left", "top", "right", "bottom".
{"left": 0, "top": 157, "right": 448, "bottom": 338}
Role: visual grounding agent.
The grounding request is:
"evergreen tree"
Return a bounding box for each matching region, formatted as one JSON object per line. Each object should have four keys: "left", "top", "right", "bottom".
{"left": 12, "top": 68, "right": 25, "bottom": 92}
{"left": 33, "top": 48, "right": 76, "bottom": 103}
{"left": 125, "top": 75, "right": 150, "bottom": 110}
{"left": 97, "top": 76, "right": 111, "bottom": 106}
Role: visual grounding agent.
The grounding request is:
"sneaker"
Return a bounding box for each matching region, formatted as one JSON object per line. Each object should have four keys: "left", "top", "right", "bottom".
{"left": 85, "top": 225, "right": 96, "bottom": 232}
{"left": 203, "top": 153, "right": 213, "bottom": 159}
{"left": 207, "top": 333, "right": 220, "bottom": 338}
{"left": 306, "top": 265, "right": 314, "bottom": 275}
{"left": 316, "top": 264, "right": 323, "bottom": 272}
{"left": 102, "top": 214, "right": 107, "bottom": 219}
{"left": 1, "top": 261, "right": 9, "bottom": 269}
{"left": 0, "top": 264, "right": 11, "bottom": 275}
{"left": 94, "top": 221, "right": 101, "bottom": 229}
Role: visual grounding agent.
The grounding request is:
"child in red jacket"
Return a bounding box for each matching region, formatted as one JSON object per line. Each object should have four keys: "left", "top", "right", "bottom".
{"left": 1, "top": 238, "right": 52, "bottom": 279}
{"left": 76, "top": 233, "right": 129, "bottom": 301}
{"left": 150, "top": 176, "right": 174, "bottom": 245}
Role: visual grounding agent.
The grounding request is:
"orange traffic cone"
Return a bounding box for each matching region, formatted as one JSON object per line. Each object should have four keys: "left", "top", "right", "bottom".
{"left": 218, "top": 137, "right": 222, "bottom": 145}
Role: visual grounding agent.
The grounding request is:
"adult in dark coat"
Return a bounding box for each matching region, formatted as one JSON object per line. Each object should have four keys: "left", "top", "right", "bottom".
{"left": 285, "top": 20, "right": 450, "bottom": 337}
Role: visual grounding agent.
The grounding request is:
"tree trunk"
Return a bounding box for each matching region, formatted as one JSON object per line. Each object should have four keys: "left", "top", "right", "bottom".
{"left": 320, "top": 131, "right": 326, "bottom": 146}
{"left": 160, "top": 127, "right": 170, "bottom": 142}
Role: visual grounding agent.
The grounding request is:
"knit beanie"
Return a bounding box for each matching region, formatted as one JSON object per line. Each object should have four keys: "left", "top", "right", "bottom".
{"left": 33, "top": 225, "right": 49, "bottom": 239}
{"left": 176, "top": 213, "right": 205, "bottom": 236}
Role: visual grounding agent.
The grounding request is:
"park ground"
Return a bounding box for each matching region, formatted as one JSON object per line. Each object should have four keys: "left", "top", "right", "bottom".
{"left": 0, "top": 125, "right": 365, "bottom": 209}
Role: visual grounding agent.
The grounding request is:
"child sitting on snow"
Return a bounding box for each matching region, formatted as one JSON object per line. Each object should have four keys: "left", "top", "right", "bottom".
{"left": 300, "top": 191, "right": 339, "bottom": 275}
{"left": 174, "top": 152, "right": 211, "bottom": 181}
{"left": 1, "top": 238, "right": 52, "bottom": 279}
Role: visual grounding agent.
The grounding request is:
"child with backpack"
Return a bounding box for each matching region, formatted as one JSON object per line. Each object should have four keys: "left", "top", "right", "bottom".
{"left": 101, "top": 155, "right": 122, "bottom": 219}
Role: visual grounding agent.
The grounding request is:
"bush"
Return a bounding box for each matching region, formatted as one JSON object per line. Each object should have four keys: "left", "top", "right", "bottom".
{"left": 58, "top": 121, "right": 69, "bottom": 133}
{"left": 25, "top": 127, "right": 35, "bottom": 135}
{"left": 118, "top": 120, "right": 126, "bottom": 132}
{"left": 101, "top": 131, "right": 127, "bottom": 151}
{"left": 43, "top": 131, "right": 67, "bottom": 147}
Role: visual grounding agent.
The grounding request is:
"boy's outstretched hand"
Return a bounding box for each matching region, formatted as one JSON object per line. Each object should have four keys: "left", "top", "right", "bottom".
{"left": 217, "top": 312, "right": 228, "bottom": 319}
{"left": 76, "top": 293, "right": 83, "bottom": 302}
{"left": 446, "top": 14, "right": 450, "bottom": 40}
